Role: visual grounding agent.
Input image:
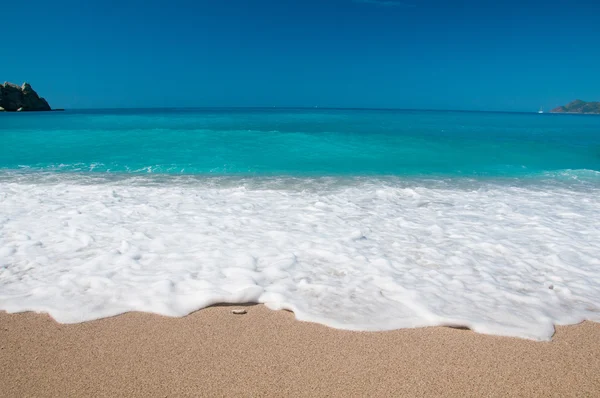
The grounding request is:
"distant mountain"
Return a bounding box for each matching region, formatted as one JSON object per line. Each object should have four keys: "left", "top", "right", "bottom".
{"left": 551, "top": 100, "right": 600, "bottom": 114}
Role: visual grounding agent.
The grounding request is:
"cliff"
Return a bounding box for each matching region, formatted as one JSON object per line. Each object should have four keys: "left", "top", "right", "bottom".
{"left": 551, "top": 100, "right": 600, "bottom": 114}
{"left": 0, "top": 82, "right": 51, "bottom": 111}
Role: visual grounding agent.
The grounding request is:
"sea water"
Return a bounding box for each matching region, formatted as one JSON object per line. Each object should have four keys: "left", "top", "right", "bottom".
{"left": 1, "top": 109, "right": 599, "bottom": 340}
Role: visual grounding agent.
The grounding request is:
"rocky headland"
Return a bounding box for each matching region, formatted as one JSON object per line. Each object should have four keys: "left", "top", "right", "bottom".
{"left": 0, "top": 82, "right": 51, "bottom": 112}
{"left": 551, "top": 100, "right": 600, "bottom": 114}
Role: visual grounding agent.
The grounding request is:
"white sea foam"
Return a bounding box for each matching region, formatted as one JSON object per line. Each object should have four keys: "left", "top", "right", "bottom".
{"left": 1, "top": 174, "right": 599, "bottom": 340}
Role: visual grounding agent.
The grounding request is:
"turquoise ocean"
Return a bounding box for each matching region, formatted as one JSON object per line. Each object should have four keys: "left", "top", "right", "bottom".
{"left": 1, "top": 109, "right": 599, "bottom": 339}
{"left": 2, "top": 108, "right": 600, "bottom": 176}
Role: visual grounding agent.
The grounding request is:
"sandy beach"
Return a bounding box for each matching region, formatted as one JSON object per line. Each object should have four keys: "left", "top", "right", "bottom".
{"left": 1, "top": 305, "right": 599, "bottom": 397}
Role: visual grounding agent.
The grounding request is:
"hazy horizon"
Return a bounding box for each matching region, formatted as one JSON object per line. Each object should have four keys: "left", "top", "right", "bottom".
{"left": 7, "top": 105, "right": 596, "bottom": 114}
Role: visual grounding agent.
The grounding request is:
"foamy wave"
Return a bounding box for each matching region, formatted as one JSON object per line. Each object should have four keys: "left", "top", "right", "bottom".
{"left": 1, "top": 175, "right": 599, "bottom": 340}
{"left": 539, "top": 168, "right": 600, "bottom": 181}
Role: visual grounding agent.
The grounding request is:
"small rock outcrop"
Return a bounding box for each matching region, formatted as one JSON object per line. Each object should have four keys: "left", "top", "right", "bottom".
{"left": 0, "top": 82, "right": 51, "bottom": 111}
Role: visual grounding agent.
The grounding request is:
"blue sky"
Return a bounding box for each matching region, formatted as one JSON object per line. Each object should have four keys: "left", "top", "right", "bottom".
{"left": 2, "top": 0, "right": 599, "bottom": 111}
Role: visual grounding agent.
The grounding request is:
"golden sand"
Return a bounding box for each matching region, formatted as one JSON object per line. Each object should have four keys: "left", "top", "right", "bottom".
{"left": 1, "top": 305, "right": 599, "bottom": 397}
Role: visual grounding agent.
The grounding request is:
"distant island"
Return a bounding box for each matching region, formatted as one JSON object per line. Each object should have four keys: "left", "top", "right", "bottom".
{"left": 551, "top": 99, "right": 600, "bottom": 114}
{"left": 0, "top": 82, "right": 51, "bottom": 112}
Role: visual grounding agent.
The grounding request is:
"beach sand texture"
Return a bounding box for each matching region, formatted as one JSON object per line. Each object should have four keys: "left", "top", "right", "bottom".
{"left": 1, "top": 305, "right": 599, "bottom": 397}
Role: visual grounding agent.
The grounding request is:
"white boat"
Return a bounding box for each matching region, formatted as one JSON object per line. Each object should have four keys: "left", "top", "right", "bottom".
{"left": 538, "top": 106, "right": 544, "bottom": 114}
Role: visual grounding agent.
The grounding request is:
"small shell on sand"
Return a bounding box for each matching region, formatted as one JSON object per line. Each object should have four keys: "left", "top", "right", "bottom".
{"left": 232, "top": 309, "right": 247, "bottom": 315}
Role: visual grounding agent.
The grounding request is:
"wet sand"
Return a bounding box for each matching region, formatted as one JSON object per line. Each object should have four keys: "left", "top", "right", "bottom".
{"left": 1, "top": 305, "right": 599, "bottom": 397}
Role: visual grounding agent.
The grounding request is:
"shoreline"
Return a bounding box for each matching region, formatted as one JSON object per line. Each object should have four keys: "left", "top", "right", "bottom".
{"left": 2, "top": 305, "right": 599, "bottom": 397}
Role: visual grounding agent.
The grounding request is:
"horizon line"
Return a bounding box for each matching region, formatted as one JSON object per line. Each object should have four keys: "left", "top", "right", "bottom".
{"left": 43, "top": 106, "right": 553, "bottom": 115}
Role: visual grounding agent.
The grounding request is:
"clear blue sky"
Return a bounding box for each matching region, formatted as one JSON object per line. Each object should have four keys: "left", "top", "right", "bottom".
{"left": 2, "top": 0, "right": 599, "bottom": 111}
